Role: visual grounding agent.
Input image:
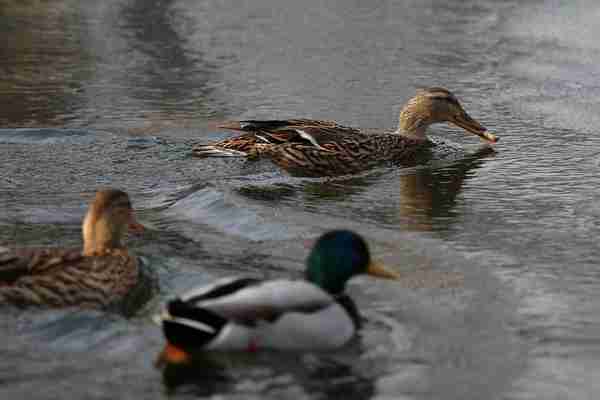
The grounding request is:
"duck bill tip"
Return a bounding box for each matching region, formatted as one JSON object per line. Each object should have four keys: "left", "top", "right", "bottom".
{"left": 452, "top": 115, "right": 499, "bottom": 144}
{"left": 127, "top": 214, "right": 145, "bottom": 234}
{"left": 128, "top": 222, "right": 145, "bottom": 234}
{"left": 479, "top": 130, "right": 499, "bottom": 143}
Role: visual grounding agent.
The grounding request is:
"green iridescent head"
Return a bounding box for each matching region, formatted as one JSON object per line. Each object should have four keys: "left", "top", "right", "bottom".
{"left": 305, "top": 230, "right": 399, "bottom": 294}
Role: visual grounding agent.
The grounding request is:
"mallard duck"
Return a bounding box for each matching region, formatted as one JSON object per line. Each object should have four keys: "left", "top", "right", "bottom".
{"left": 193, "top": 87, "right": 498, "bottom": 177}
{"left": 155, "top": 230, "right": 399, "bottom": 364}
{"left": 0, "top": 189, "right": 145, "bottom": 310}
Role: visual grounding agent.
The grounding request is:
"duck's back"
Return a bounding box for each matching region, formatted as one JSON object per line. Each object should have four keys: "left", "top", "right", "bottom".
{"left": 0, "top": 247, "right": 139, "bottom": 309}
{"left": 258, "top": 133, "right": 429, "bottom": 177}
{"left": 162, "top": 278, "right": 357, "bottom": 351}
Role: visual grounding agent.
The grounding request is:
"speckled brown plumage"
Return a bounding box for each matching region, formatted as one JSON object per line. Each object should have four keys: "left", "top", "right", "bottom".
{"left": 192, "top": 88, "right": 498, "bottom": 177}
{"left": 0, "top": 189, "right": 146, "bottom": 311}
{"left": 0, "top": 247, "right": 138, "bottom": 308}
{"left": 253, "top": 132, "right": 426, "bottom": 177}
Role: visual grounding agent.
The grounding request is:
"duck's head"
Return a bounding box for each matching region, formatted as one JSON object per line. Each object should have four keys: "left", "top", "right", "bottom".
{"left": 305, "top": 230, "right": 399, "bottom": 295}
{"left": 82, "top": 189, "right": 144, "bottom": 256}
{"left": 398, "top": 87, "right": 498, "bottom": 143}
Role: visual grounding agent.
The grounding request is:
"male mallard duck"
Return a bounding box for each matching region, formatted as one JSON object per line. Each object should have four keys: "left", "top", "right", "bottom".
{"left": 193, "top": 87, "right": 498, "bottom": 176}
{"left": 155, "top": 230, "right": 399, "bottom": 364}
{"left": 0, "top": 189, "right": 145, "bottom": 310}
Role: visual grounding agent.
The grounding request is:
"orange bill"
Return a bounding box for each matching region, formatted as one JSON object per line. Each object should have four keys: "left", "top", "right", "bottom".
{"left": 127, "top": 211, "right": 145, "bottom": 234}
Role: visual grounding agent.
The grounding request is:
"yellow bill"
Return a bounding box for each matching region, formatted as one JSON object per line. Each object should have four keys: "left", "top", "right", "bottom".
{"left": 367, "top": 260, "right": 401, "bottom": 280}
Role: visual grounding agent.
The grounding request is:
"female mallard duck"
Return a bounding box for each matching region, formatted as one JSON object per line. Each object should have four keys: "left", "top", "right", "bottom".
{"left": 193, "top": 87, "right": 498, "bottom": 177}
{"left": 155, "top": 230, "right": 399, "bottom": 363}
{"left": 0, "top": 189, "right": 145, "bottom": 310}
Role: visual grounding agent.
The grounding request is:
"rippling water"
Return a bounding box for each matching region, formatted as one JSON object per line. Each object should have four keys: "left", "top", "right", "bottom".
{"left": 1, "top": 0, "right": 600, "bottom": 398}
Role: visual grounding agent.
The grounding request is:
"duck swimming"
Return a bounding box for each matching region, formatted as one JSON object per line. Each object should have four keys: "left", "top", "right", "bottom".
{"left": 155, "top": 230, "right": 399, "bottom": 363}
{"left": 0, "top": 189, "right": 145, "bottom": 310}
{"left": 193, "top": 87, "right": 498, "bottom": 177}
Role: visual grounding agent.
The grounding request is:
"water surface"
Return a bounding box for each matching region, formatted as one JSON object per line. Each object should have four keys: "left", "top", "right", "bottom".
{"left": 1, "top": 0, "right": 599, "bottom": 399}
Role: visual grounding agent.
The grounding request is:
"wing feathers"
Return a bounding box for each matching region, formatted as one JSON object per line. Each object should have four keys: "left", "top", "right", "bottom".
{"left": 199, "top": 280, "right": 333, "bottom": 322}
{"left": 0, "top": 248, "right": 83, "bottom": 284}
{"left": 167, "top": 316, "right": 216, "bottom": 334}
{"left": 180, "top": 277, "right": 261, "bottom": 303}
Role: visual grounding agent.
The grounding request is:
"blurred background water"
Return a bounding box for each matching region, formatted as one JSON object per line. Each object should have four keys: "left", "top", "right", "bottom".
{"left": 1, "top": 0, "right": 599, "bottom": 398}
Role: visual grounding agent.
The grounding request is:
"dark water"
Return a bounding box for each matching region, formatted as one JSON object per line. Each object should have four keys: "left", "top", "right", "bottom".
{"left": 1, "top": 0, "right": 599, "bottom": 398}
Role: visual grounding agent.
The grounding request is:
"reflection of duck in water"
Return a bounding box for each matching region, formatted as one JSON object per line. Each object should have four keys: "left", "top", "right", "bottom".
{"left": 160, "top": 350, "right": 375, "bottom": 399}
{"left": 0, "top": 190, "right": 150, "bottom": 314}
{"left": 160, "top": 341, "right": 378, "bottom": 400}
{"left": 154, "top": 230, "right": 399, "bottom": 363}
{"left": 193, "top": 88, "right": 498, "bottom": 177}
{"left": 160, "top": 353, "right": 232, "bottom": 396}
{"left": 398, "top": 146, "right": 496, "bottom": 231}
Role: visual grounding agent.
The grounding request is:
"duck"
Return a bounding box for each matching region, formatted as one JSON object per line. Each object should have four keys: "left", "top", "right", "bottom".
{"left": 0, "top": 189, "right": 146, "bottom": 311}
{"left": 154, "top": 230, "right": 400, "bottom": 364}
{"left": 192, "top": 87, "right": 498, "bottom": 177}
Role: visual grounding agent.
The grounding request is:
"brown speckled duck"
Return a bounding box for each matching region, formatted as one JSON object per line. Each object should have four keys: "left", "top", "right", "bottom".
{"left": 193, "top": 87, "right": 498, "bottom": 177}
{"left": 0, "top": 189, "right": 146, "bottom": 310}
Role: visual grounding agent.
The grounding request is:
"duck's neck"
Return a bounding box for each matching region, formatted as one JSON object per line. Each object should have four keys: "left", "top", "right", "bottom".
{"left": 394, "top": 100, "right": 429, "bottom": 140}
{"left": 305, "top": 261, "right": 351, "bottom": 296}
{"left": 82, "top": 213, "right": 123, "bottom": 256}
